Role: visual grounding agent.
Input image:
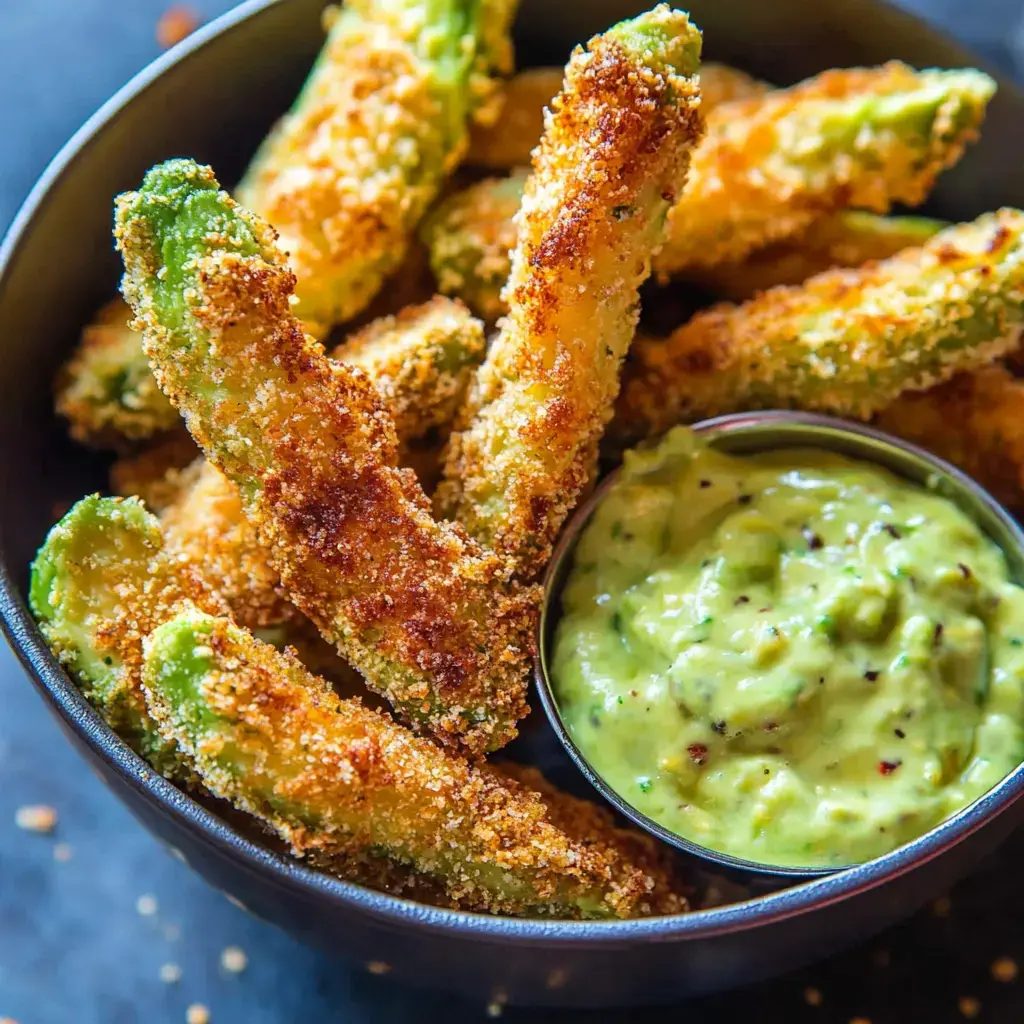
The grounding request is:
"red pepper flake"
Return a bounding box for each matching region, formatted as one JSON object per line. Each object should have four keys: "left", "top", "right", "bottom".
{"left": 882, "top": 523, "right": 902, "bottom": 539}
{"left": 864, "top": 670, "right": 880, "bottom": 682}
{"left": 687, "top": 744, "right": 708, "bottom": 765}
{"left": 157, "top": 5, "right": 200, "bottom": 48}
{"left": 699, "top": 479, "right": 712, "bottom": 489}
{"left": 957, "top": 563, "right": 973, "bottom": 580}
{"left": 763, "top": 721, "right": 778, "bottom": 733}
{"left": 738, "top": 494, "right": 753, "bottom": 505}
{"left": 801, "top": 526, "right": 824, "bottom": 550}
{"left": 878, "top": 760, "right": 901, "bottom": 776}
{"left": 933, "top": 622, "right": 944, "bottom": 647}
{"left": 734, "top": 595, "right": 750, "bottom": 606}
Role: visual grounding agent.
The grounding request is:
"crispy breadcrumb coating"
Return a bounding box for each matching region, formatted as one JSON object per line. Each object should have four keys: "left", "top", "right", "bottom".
{"left": 108, "top": 429, "right": 200, "bottom": 513}
{"left": 420, "top": 173, "right": 525, "bottom": 321}
{"left": 144, "top": 608, "right": 688, "bottom": 918}
{"left": 116, "top": 159, "right": 535, "bottom": 755}
{"left": 425, "top": 63, "right": 767, "bottom": 323}
{"left": 465, "top": 62, "right": 766, "bottom": 171}
{"left": 56, "top": 298, "right": 178, "bottom": 447}
{"left": 612, "top": 210, "right": 1024, "bottom": 448}
{"left": 466, "top": 66, "right": 563, "bottom": 169}
{"left": 436, "top": 7, "right": 705, "bottom": 579}
{"left": 28, "top": 498, "right": 496, "bottom": 904}
{"left": 654, "top": 63, "right": 995, "bottom": 276}
{"left": 235, "top": 0, "right": 516, "bottom": 336}
{"left": 332, "top": 296, "right": 485, "bottom": 439}
{"left": 29, "top": 496, "right": 228, "bottom": 775}
{"left": 878, "top": 365, "right": 1024, "bottom": 509}
{"left": 689, "top": 211, "right": 946, "bottom": 301}
{"left": 160, "top": 460, "right": 297, "bottom": 631}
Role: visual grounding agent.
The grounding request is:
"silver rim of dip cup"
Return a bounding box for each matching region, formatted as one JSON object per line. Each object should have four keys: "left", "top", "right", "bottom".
{"left": 534, "top": 410, "right": 1024, "bottom": 880}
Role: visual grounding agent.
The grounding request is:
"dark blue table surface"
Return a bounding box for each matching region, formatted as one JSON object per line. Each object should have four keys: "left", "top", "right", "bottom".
{"left": 4, "top": 2, "right": 1024, "bottom": 1021}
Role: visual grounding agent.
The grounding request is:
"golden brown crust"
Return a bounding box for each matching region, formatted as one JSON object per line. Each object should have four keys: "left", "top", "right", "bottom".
{"left": 437, "top": 26, "right": 704, "bottom": 579}
{"left": 123, "top": 215, "right": 536, "bottom": 753}
{"left": 466, "top": 67, "right": 563, "bottom": 169}
{"left": 656, "top": 63, "right": 989, "bottom": 275}
{"left": 168, "top": 619, "right": 687, "bottom": 918}
{"left": 236, "top": 1, "right": 512, "bottom": 334}
{"left": 56, "top": 298, "right": 179, "bottom": 448}
{"left": 108, "top": 429, "right": 200, "bottom": 513}
{"left": 877, "top": 365, "right": 1024, "bottom": 509}
{"left": 614, "top": 211, "right": 1024, "bottom": 446}
{"left": 160, "top": 460, "right": 300, "bottom": 631}
{"left": 331, "top": 295, "right": 486, "bottom": 441}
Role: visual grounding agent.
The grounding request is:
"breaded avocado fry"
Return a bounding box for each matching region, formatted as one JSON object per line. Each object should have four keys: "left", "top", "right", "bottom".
{"left": 425, "top": 63, "right": 766, "bottom": 322}
{"left": 612, "top": 210, "right": 1024, "bottom": 447}
{"left": 465, "top": 62, "right": 766, "bottom": 170}
{"left": 28, "top": 495, "right": 227, "bottom": 775}
{"left": 332, "top": 295, "right": 486, "bottom": 440}
{"left": 655, "top": 63, "right": 995, "bottom": 276}
{"left": 420, "top": 172, "right": 526, "bottom": 321}
{"left": 142, "top": 608, "right": 687, "bottom": 918}
{"left": 877, "top": 365, "right": 1024, "bottom": 509}
{"left": 437, "top": 5, "right": 705, "bottom": 578}
{"left": 56, "top": 298, "right": 179, "bottom": 447}
{"left": 689, "top": 211, "right": 947, "bottom": 301}
{"left": 236, "top": 0, "right": 517, "bottom": 335}
{"left": 116, "top": 159, "right": 535, "bottom": 755}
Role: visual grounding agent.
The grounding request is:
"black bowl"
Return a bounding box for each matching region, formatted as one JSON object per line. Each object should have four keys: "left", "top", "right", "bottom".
{"left": 4, "top": 0, "right": 1024, "bottom": 1009}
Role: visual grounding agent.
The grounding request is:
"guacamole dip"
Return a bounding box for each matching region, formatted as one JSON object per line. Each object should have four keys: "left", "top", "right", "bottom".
{"left": 551, "top": 427, "right": 1024, "bottom": 868}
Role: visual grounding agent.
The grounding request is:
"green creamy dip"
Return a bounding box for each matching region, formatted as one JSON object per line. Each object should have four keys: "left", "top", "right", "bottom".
{"left": 551, "top": 428, "right": 1024, "bottom": 868}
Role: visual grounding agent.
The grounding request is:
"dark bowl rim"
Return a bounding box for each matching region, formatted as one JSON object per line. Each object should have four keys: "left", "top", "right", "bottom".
{"left": 534, "top": 411, "right": 1024, "bottom": 881}
{"left": 3, "top": 0, "right": 1024, "bottom": 947}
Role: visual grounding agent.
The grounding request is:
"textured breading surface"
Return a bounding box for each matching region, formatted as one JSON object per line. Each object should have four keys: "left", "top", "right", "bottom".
{"left": 29, "top": 496, "right": 228, "bottom": 776}
{"left": 655, "top": 62, "right": 994, "bottom": 276}
{"left": 116, "top": 160, "right": 536, "bottom": 756}
{"left": 109, "top": 429, "right": 200, "bottom": 513}
{"left": 236, "top": 0, "right": 515, "bottom": 335}
{"left": 424, "top": 63, "right": 766, "bottom": 324}
{"left": 687, "top": 211, "right": 946, "bottom": 302}
{"left": 332, "top": 295, "right": 486, "bottom": 439}
{"left": 878, "top": 365, "right": 1024, "bottom": 509}
{"left": 466, "top": 66, "right": 563, "bottom": 169}
{"left": 613, "top": 210, "right": 1024, "bottom": 447}
{"left": 420, "top": 173, "right": 525, "bottom": 321}
{"left": 465, "top": 62, "right": 765, "bottom": 171}
{"left": 160, "top": 460, "right": 298, "bottom": 631}
{"left": 437, "top": 7, "right": 705, "bottom": 579}
{"left": 144, "top": 609, "right": 688, "bottom": 918}
{"left": 145, "top": 300, "right": 484, "bottom": 647}
{"left": 56, "top": 298, "right": 178, "bottom": 447}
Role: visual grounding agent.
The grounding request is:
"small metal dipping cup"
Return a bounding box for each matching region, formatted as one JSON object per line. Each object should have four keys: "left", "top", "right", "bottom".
{"left": 535, "top": 411, "right": 1024, "bottom": 880}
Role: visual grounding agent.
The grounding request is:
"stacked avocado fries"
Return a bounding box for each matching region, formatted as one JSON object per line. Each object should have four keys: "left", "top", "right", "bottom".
{"left": 30, "top": 0, "right": 1024, "bottom": 912}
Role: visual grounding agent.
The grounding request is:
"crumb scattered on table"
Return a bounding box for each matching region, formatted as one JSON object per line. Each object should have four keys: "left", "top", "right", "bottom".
{"left": 804, "top": 986, "right": 823, "bottom": 1007}
{"left": 15, "top": 804, "right": 57, "bottom": 833}
{"left": 365, "top": 961, "right": 390, "bottom": 975}
{"left": 220, "top": 946, "right": 247, "bottom": 974}
{"left": 159, "top": 963, "right": 182, "bottom": 985}
{"left": 157, "top": 5, "right": 199, "bottom": 48}
{"left": 136, "top": 893, "right": 158, "bottom": 917}
{"left": 52, "top": 842, "right": 73, "bottom": 862}
{"left": 185, "top": 1004, "right": 210, "bottom": 1024}
{"left": 991, "top": 956, "right": 1018, "bottom": 983}
{"left": 958, "top": 995, "right": 982, "bottom": 1019}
